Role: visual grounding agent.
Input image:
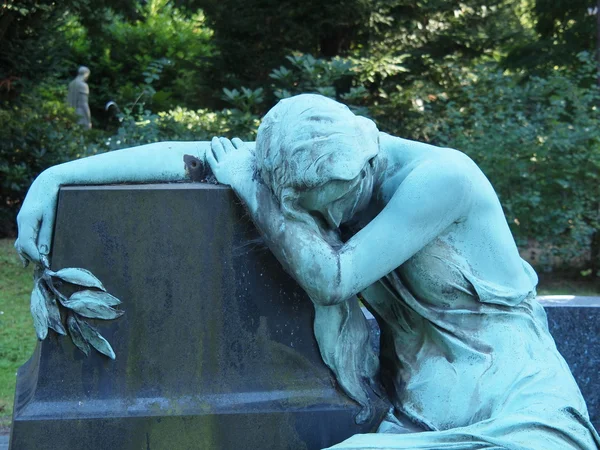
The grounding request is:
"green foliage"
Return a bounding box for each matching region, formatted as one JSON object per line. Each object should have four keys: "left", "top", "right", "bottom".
{"left": 116, "top": 58, "right": 172, "bottom": 119}
{"left": 200, "top": 0, "right": 372, "bottom": 86}
{"left": 64, "top": 0, "right": 215, "bottom": 119}
{"left": 429, "top": 53, "right": 600, "bottom": 267}
{"left": 217, "top": 87, "right": 264, "bottom": 138}
{"left": 270, "top": 54, "right": 355, "bottom": 100}
{"left": 105, "top": 52, "right": 366, "bottom": 146}
{"left": 0, "top": 0, "right": 139, "bottom": 96}
{"left": 207, "top": 54, "right": 368, "bottom": 139}
{"left": 105, "top": 103, "right": 260, "bottom": 147}
{"left": 103, "top": 107, "right": 223, "bottom": 149}
{"left": 0, "top": 79, "right": 102, "bottom": 236}
{"left": 506, "top": 0, "right": 599, "bottom": 73}
{"left": 346, "top": 0, "right": 529, "bottom": 91}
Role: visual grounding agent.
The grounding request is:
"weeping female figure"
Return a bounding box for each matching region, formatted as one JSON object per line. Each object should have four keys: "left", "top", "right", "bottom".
{"left": 15, "top": 94, "right": 600, "bottom": 449}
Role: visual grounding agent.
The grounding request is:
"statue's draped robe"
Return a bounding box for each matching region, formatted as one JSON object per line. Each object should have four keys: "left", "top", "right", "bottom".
{"left": 67, "top": 78, "right": 90, "bottom": 128}
{"left": 329, "top": 239, "right": 600, "bottom": 449}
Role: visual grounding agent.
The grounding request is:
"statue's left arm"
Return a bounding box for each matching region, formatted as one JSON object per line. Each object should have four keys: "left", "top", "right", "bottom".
{"left": 15, "top": 140, "right": 255, "bottom": 265}
{"left": 209, "top": 138, "right": 473, "bottom": 306}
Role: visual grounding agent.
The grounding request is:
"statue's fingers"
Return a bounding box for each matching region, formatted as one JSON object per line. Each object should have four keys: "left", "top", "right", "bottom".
{"left": 14, "top": 240, "right": 30, "bottom": 268}
{"left": 14, "top": 235, "right": 39, "bottom": 266}
{"left": 206, "top": 144, "right": 219, "bottom": 171}
{"left": 231, "top": 138, "right": 245, "bottom": 150}
{"left": 15, "top": 215, "right": 42, "bottom": 264}
{"left": 210, "top": 136, "right": 225, "bottom": 162}
{"left": 219, "top": 137, "right": 235, "bottom": 154}
{"left": 37, "top": 214, "right": 54, "bottom": 266}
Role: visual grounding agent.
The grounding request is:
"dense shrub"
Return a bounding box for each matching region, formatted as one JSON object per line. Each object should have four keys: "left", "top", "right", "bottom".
{"left": 103, "top": 108, "right": 229, "bottom": 150}
{"left": 0, "top": 80, "right": 103, "bottom": 236}
{"left": 64, "top": 0, "right": 216, "bottom": 123}
{"left": 428, "top": 54, "right": 600, "bottom": 269}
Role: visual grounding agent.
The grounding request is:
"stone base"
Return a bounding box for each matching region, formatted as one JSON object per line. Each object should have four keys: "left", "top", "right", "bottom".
{"left": 9, "top": 185, "right": 386, "bottom": 450}
{"left": 11, "top": 370, "right": 371, "bottom": 449}
{"left": 540, "top": 296, "right": 600, "bottom": 431}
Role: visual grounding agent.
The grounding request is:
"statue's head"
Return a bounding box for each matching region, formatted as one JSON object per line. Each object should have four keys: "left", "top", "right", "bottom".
{"left": 256, "top": 94, "right": 379, "bottom": 229}
{"left": 78, "top": 66, "right": 90, "bottom": 81}
{"left": 256, "top": 95, "right": 383, "bottom": 423}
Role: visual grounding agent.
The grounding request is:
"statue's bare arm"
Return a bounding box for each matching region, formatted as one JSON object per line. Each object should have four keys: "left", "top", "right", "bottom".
{"left": 14, "top": 141, "right": 254, "bottom": 265}
{"left": 209, "top": 138, "right": 473, "bottom": 306}
{"left": 16, "top": 130, "right": 470, "bottom": 310}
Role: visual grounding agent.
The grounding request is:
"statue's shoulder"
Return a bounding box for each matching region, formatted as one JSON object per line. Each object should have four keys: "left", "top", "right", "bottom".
{"left": 69, "top": 79, "right": 89, "bottom": 94}
{"left": 379, "top": 132, "right": 465, "bottom": 162}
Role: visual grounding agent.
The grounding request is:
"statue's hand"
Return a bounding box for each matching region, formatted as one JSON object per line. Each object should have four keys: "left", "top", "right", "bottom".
{"left": 207, "top": 137, "right": 255, "bottom": 190}
{"left": 14, "top": 168, "right": 61, "bottom": 267}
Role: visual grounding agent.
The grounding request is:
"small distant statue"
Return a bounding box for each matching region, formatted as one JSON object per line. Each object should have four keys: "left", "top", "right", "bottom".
{"left": 67, "top": 66, "right": 92, "bottom": 130}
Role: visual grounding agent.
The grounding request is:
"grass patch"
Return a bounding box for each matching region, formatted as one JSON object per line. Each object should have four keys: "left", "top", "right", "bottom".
{"left": 0, "top": 238, "right": 36, "bottom": 427}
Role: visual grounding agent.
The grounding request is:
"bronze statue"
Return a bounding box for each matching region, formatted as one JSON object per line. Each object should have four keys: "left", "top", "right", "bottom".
{"left": 67, "top": 66, "right": 92, "bottom": 129}
{"left": 15, "top": 94, "right": 600, "bottom": 449}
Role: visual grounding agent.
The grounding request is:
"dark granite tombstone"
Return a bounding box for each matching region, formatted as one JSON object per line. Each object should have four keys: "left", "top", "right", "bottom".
{"left": 539, "top": 297, "right": 600, "bottom": 431}
{"left": 9, "top": 184, "right": 386, "bottom": 450}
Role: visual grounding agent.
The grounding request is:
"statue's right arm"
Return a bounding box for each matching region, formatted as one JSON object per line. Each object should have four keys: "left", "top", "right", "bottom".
{"left": 14, "top": 141, "right": 255, "bottom": 265}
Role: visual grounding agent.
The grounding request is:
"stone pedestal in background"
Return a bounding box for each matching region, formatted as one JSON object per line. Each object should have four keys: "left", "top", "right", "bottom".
{"left": 539, "top": 297, "right": 600, "bottom": 430}
{"left": 9, "top": 184, "right": 386, "bottom": 450}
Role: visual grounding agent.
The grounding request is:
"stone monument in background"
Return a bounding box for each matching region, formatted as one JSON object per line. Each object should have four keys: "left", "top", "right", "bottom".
{"left": 67, "top": 66, "right": 92, "bottom": 130}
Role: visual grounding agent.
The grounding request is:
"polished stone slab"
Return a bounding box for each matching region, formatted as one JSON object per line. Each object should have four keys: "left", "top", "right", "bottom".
{"left": 539, "top": 296, "right": 600, "bottom": 431}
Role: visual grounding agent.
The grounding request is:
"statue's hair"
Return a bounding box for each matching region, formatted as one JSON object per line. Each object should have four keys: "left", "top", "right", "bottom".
{"left": 255, "top": 94, "right": 382, "bottom": 423}
{"left": 78, "top": 66, "right": 90, "bottom": 75}
{"left": 255, "top": 94, "right": 379, "bottom": 222}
